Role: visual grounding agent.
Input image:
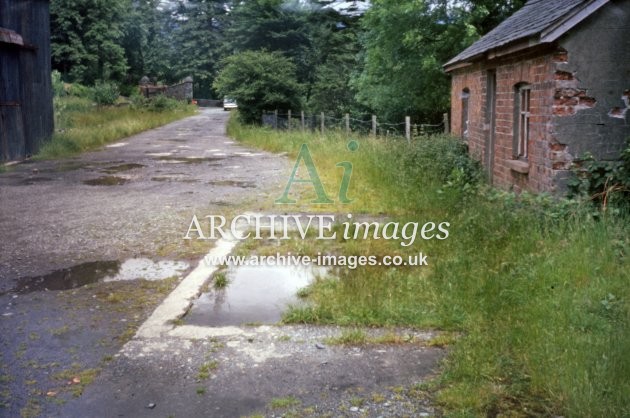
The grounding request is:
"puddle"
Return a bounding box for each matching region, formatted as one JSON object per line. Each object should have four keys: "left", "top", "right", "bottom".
{"left": 20, "top": 176, "right": 54, "bottom": 185}
{"left": 184, "top": 265, "right": 325, "bottom": 326}
{"left": 151, "top": 176, "right": 198, "bottom": 183}
{"left": 155, "top": 156, "right": 225, "bottom": 164}
{"left": 207, "top": 180, "right": 256, "bottom": 188}
{"left": 3, "top": 259, "right": 190, "bottom": 295}
{"left": 5, "top": 261, "right": 120, "bottom": 294}
{"left": 101, "top": 163, "right": 145, "bottom": 173}
{"left": 83, "top": 176, "right": 129, "bottom": 186}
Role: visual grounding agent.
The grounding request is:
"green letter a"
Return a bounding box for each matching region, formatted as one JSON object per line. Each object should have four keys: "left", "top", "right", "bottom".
{"left": 275, "top": 144, "right": 333, "bottom": 204}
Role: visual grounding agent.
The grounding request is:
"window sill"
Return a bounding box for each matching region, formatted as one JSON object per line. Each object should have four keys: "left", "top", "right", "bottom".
{"left": 506, "top": 159, "right": 529, "bottom": 174}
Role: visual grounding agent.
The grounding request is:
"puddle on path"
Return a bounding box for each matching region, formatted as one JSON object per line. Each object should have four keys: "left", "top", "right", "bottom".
{"left": 207, "top": 180, "right": 256, "bottom": 188}
{"left": 83, "top": 176, "right": 129, "bottom": 186}
{"left": 151, "top": 176, "right": 198, "bottom": 183}
{"left": 155, "top": 156, "right": 225, "bottom": 164}
{"left": 4, "top": 259, "right": 190, "bottom": 295}
{"left": 184, "top": 265, "right": 325, "bottom": 327}
{"left": 20, "top": 177, "right": 54, "bottom": 185}
{"left": 102, "top": 163, "right": 145, "bottom": 173}
{"left": 6, "top": 261, "right": 120, "bottom": 294}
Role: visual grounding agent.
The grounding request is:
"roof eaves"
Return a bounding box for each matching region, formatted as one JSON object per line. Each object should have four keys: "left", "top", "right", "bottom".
{"left": 444, "top": 0, "right": 610, "bottom": 72}
{"left": 541, "top": 0, "right": 609, "bottom": 42}
{"left": 444, "top": 37, "right": 539, "bottom": 72}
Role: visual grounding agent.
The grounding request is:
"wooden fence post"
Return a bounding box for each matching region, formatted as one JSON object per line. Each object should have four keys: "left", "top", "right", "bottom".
{"left": 405, "top": 116, "right": 411, "bottom": 144}
{"left": 320, "top": 112, "right": 325, "bottom": 135}
{"left": 345, "top": 113, "right": 350, "bottom": 136}
{"left": 372, "top": 115, "right": 377, "bottom": 136}
{"left": 301, "top": 111, "right": 305, "bottom": 131}
{"left": 443, "top": 113, "right": 450, "bottom": 134}
{"left": 287, "top": 109, "right": 292, "bottom": 131}
{"left": 274, "top": 109, "right": 278, "bottom": 129}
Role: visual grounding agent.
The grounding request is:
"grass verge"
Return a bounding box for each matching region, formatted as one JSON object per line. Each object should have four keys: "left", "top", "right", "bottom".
{"left": 37, "top": 96, "right": 196, "bottom": 159}
{"left": 228, "top": 116, "right": 630, "bottom": 417}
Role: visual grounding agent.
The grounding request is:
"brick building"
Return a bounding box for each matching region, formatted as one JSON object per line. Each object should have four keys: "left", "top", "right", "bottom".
{"left": 444, "top": 0, "right": 630, "bottom": 194}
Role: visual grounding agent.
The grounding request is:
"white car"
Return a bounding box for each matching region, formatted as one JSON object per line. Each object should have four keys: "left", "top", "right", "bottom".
{"left": 223, "top": 97, "right": 237, "bottom": 111}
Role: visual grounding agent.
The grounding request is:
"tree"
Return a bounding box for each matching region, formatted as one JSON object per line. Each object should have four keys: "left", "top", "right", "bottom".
{"left": 353, "top": 0, "right": 478, "bottom": 123}
{"left": 169, "top": 0, "right": 228, "bottom": 97}
{"left": 225, "top": 0, "right": 313, "bottom": 85}
{"left": 353, "top": 0, "right": 526, "bottom": 124}
{"left": 51, "top": 0, "right": 130, "bottom": 84}
{"left": 213, "top": 50, "right": 303, "bottom": 124}
{"left": 307, "top": 11, "right": 363, "bottom": 114}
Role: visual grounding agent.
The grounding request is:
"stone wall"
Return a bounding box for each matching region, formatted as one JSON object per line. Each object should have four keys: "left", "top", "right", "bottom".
{"left": 139, "top": 76, "right": 193, "bottom": 102}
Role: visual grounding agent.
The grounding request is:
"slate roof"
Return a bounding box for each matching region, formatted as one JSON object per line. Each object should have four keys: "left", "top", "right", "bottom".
{"left": 444, "top": 0, "right": 605, "bottom": 69}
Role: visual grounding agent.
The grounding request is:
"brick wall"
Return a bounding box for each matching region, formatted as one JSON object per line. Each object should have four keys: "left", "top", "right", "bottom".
{"left": 450, "top": 47, "right": 585, "bottom": 194}
{"left": 449, "top": 1, "right": 630, "bottom": 195}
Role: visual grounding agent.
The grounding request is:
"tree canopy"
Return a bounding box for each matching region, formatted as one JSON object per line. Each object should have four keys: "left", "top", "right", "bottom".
{"left": 50, "top": 0, "right": 526, "bottom": 123}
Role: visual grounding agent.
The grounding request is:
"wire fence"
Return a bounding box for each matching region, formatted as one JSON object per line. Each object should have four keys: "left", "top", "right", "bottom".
{"left": 262, "top": 110, "right": 450, "bottom": 142}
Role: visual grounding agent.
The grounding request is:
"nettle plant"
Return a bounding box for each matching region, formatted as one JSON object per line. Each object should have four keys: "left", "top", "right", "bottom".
{"left": 568, "top": 139, "right": 630, "bottom": 211}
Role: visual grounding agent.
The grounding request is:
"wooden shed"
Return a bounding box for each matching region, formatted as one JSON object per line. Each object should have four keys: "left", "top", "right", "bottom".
{"left": 0, "top": 0, "right": 54, "bottom": 162}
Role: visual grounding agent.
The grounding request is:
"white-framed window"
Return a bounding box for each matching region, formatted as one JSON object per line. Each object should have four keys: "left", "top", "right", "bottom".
{"left": 461, "top": 88, "right": 470, "bottom": 141}
{"left": 514, "top": 84, "right": 531, "bottom": 159}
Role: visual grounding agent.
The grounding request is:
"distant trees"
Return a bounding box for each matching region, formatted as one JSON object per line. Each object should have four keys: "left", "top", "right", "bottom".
{"left": 50, "top": 0, "right": 526, "bottom": 123}
{"left": 353, "top": 0, "right": 525, "bottom": 123}
{"left": 51, "top": 0, "right": 129, "bottom": 85}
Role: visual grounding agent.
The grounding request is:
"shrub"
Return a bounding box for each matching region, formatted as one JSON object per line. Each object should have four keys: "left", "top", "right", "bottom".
{"left": 51, "top": 70, "right": 66, "bottom": 98}
{"left": 147, "top": 95, "right": 180, "bottom": 112}
{"left": 67, "top": 83, "right": 94, "bottom": 98}
{"left": 92, "top": 81, "right": 119, "bottom": 106}
{"left": 568, "top": 139, "right": 630, "bottom": 211}
{"left": 213, "top": 50, "right": 303, "bottom": 124}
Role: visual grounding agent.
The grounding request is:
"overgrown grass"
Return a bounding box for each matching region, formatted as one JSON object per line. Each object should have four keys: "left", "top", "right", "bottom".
{"left": 228, "top": 117, "right": 630, "bottom": 417}
{"left": 37, "top": 96, "right": 196, "bottom": 159}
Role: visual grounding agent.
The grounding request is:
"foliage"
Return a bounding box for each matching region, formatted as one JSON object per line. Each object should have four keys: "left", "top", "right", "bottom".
{"left": 168, "top": 0, "right": 228, "bottom": 97}
{"left": 353, "top": 0, "right": 475, "bottom": 123}
{"left": 225, "top": 0, "right": 313, "bottom": 84}
{"left": 213, "top": 50, "right": 303, "bottom": 124}
{"left": 568, "top": 141, "right": 630, "bottom": 212}
{"left": 353, "top": 0, "right": 525, "bottom": 123}
{"left": 146, "top": 95, "right": 182, "bottom": 112}
{"left": 37, "top": 95, "right": 195, "bottom": 159}
{"left": 92, "top": 81, "right": 120, "bottom": 106}
{"left": 51, "top": 70, "right": 66, "bottom": 98}
{"left": 306, "top": 11, "right": 363, "bottom": 114}
{"left": 50, "top": 0, "right": 129, "bottom": 84}
{"left": 229, "top": 119, "right": 630, "bottom": 417}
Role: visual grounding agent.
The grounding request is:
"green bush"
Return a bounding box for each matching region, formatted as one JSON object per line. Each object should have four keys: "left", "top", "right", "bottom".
{"left": 147, "top": 95, "right": 180, "bottom": 112}
{"left": 213, "top": 50, "right": 303, "bottom": 124}
{"left": 67, "top": 83, "right": 93, "bottom": 98}
{"left": 92, "top": 81, "right": 120, "bottom": 106}
{"left": 51, "top": 70, "right": 66, "bottom": 98}
{"left": 568, "top": 139, "right": 630, "bottom": 212}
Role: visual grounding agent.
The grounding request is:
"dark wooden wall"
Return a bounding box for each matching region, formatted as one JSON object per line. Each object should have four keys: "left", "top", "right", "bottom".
{"left": 0, "top": 0, "right": 54, "bottom": 162}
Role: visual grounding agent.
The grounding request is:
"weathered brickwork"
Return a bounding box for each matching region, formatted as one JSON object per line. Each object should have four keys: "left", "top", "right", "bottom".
{"left": 451, "top": 49, "right": 562, "bottom": 193}
{"left": 449, "top": 1, "right": 630, "bottom": 195}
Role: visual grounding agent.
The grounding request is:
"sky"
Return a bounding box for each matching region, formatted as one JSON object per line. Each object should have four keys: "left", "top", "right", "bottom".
{"left": 157, "top": 0, "right": 372, "bottom": 16}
